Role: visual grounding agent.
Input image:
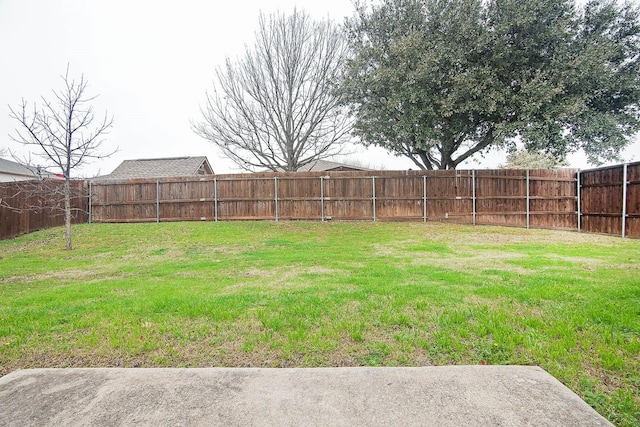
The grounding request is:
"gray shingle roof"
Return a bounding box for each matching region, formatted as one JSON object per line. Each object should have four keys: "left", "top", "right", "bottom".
{"left": 0, "top": 157, "right": 60, "bottom": 181}
{"left": 282, "top": 160, "right": 371, "bottom": 172}
{"left": 103, "top": 156, "right": 213, "bottom": 180}
{"left": 0, "top": 157, "right": 35, "bottom": 177}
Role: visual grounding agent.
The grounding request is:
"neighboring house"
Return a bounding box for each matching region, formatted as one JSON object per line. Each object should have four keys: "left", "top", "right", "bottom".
{"left": 101, "top": 156, "right": 214, "bottom": 180}
{"left": 275, "top": 160, "right": 371, "bottom": 172}
{"left": 0, "top": 157, "right": 62, "bottom": 182}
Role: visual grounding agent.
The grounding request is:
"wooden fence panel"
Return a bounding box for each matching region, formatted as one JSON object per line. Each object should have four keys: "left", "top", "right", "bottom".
{"left": 529, "top": 169, "right": 577, "bottom": 230}
{"left": 475, "top": 170, "right": 527, "bottom": 227}
{"left": 277, "top": 176, "right": 322, "bottom": 220}
{"left": 91, "top": 180, "right": 157, "bottom": 222}
{"left": 158, "top": 180, "right": 215, "bottom": 221}
{"left": 423, "top": 171, "right": 473, "bottom": 223}
{"left": 217, "top": 177, "right": 275, "bottom": 220}
{"left": 580, "top": 165, "right": 624, "bottom": 236}
{"left": 0, "top": 180, "right": 88, "bottom": 240}
{"left": 626, "top": 163, "right": 640, "bottom": 238}
{"left": 375, "top": 175, "right": 423, "bottom": 221}
{"left": 0, "top": 184, "right": 25, "bottom": 239}
{"left": 324, "top": 175, "right": 373, "bottom": 220}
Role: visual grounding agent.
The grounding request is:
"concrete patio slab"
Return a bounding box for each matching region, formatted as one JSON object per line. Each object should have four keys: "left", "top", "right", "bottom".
{"left": 0, "top": 366, "right": 612, "bottom": 426}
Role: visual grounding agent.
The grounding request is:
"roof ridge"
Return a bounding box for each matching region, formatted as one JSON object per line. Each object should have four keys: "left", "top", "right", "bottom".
{"left": 126, "top": 156, "right": 204, "bottom": 162}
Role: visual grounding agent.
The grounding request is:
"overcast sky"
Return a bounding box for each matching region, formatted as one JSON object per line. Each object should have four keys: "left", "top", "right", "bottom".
{"left": 1, "top": 0, "right": 638, "bottom": 177}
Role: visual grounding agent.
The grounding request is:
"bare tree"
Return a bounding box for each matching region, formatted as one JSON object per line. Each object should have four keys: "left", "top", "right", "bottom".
{"left": 193, "top": 9, "right": 351, "bottom": 171}
{"left": 8, "top": 67, "right": 114, "bottom": 250}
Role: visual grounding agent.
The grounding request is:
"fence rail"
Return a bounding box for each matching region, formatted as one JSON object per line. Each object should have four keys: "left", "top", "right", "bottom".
{"left": 2, "top": 163, "right": 639, "bottom": 241}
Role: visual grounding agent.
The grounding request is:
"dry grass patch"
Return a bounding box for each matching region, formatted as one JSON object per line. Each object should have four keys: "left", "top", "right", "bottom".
{"left": 412, "top": 249, "right": 531, "bottom": 275}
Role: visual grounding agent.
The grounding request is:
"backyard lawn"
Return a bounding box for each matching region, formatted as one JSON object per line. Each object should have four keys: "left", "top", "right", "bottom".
{"left": 0, "top": 221, "right": 638, "bottom": 425}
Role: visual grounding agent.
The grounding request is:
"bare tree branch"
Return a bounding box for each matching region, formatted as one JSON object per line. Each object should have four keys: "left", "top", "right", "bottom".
{"left": 0, "top": 179, "right": 86, "bottom": 217}
{"left": 193, "top": 9, "right": 352, "bottom": 171}
{"left": 7, "top": 66, "right": 115, "bottom": 250}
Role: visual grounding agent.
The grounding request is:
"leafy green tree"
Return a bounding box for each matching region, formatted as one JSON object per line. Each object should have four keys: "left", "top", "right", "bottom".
{"left": 341, "top": 0, "right": 640, "bottom": 169}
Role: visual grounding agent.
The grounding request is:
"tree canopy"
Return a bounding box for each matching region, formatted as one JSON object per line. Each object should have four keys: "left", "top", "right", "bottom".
{"left": 194, "top": 10, "right": 350, "bottom": 172}
{"left": 341, "top": 0, "right": 640, "bottom": 169}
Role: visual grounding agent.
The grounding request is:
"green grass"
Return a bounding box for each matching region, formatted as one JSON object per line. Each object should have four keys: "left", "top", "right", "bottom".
{"left": 1, "top": 221, "right": 639, "bottom": 425}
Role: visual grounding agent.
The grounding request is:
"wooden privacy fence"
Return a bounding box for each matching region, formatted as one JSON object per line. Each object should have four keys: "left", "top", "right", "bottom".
{"left": 578, "top": 161, "right": 640, "bottom": 238}
{"left": 0, "top": 180, "right": 88, "bottom": 240}
{"left": 2, "top": 163, "right": 638, "bottom": 241}
{"left": 89, "top": 169, "right": 580, "bottom": 231}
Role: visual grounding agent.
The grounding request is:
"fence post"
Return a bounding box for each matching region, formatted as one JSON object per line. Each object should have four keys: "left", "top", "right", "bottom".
{"left": 320, "top": 176, "right": 325, "bottom": 221}
{"left": 622, "top": 163, "right": 628, "bottom": 238}
{"left": 274, "top": 176, "right": 279, "bottom": 221}
{"left": 526, "top": 170, "right": 530, "bottom": 229}
{"left": 214, "top": 178, "right": 218, "bottom": 222}
{"left": 88, "top": 181, "right": 92, "bottom": 224}
{"left": 472, "top": 170, "right": 476, "bottom": 226}
{"left": 576, "top": 171, "right": 581, "bottom": 232}
{"left": 372, "top": 176, "right": 377, "bottom": 222}
{"left": 156, "top": 180, "right": 160, "bottom": 223}
{"left": 423, "top": 175, "right": 427, "bottom": 222}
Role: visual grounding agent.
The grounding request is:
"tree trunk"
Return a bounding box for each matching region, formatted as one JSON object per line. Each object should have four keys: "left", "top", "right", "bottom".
{"left": 64, "top": 178, "right": 72, "bottom": 251}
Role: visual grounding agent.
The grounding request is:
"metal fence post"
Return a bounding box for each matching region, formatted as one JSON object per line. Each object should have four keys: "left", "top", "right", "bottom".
{"left": 88, "top": 181, "right": 92, "bottom": 224}
{"left": 214, "top": 178, "right": 218, "bottom": 222}
{"left": 576, "top": 171, "right": 581, "bottom": 232}
{"left": 372, "top": 176, "right": 376, "bottom": 222}
{"left": 526, "top": 170, "right": 530, "bottom": 229}
{"left": 622, "top": 163, "right": 628, "bottom": 238}
{"left": 156, "top": 180, "right": 160, "bottom": 223}
{"left": 472, "top": 170, "right": 476, "bottom": 226}
{"left": 274, "top": 176, "right": 279, "bottom": 221}
{"left": 423, "top": 175, "right": 427, "bottom": 222}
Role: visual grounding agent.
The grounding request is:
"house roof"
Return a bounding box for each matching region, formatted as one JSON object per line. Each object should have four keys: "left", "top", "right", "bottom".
{"left": 276, "top": 160, "right": 371, "bottom": 172}
{"left": 0, "top": 157, "right": 61, "bottom": 181}
{"left": 0, "top": 157, "right": 35, "bottom": 177}
{"left": 103, "top": 156, "right": 214, "bottom": 180}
